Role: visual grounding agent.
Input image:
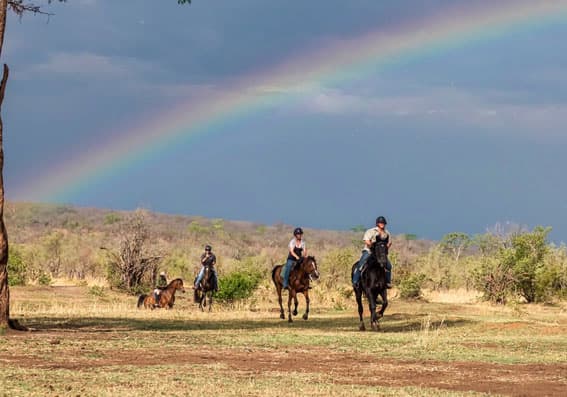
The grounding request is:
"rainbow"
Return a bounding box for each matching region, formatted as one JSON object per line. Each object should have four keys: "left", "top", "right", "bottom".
{"left": 12, "top": 1, "right": 567, "bottom": 201}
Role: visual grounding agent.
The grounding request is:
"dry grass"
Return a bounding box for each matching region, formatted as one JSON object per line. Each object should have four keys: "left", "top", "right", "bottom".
{"left": 1, "top": 285, "right": 566, "bottom": 396}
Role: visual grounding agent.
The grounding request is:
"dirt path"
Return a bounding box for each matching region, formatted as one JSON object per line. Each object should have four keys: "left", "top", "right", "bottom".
{"left": 2, "top": 335, "right": 565, "bottom": 396}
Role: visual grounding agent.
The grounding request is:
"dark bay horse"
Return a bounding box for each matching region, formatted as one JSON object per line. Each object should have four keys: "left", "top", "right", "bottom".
{"left": 352, "top": 242, "right": 389, "bottom": 331}
{"left": 194, "top": 264, "right": 215, "bottom": 312}
{"left": 272, "top": 256, "right": 320, "bottom": 323}
{"left": 137, "top": 278, "right": 185, "bottom": 309}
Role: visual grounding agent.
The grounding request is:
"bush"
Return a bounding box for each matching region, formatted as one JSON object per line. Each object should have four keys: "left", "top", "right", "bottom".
{"left": 88, "top": 285, "right": 106, "bottom": 297}
{"left": 38, "top": 272, "right": 52, "bottom": 286}
{"left": 321, "top": 248, "right": 356, "bottom": 289}
{"left": 104, "top": 213, "right": 121, "bottom": 225}
{"left": 472, "top": 227, "right": 553, "bottom": 304}
{"left": 535, "top": 246, "right": 567, "bottom": 302}
{"left": 215, "top": 270, "right": 262, "bottom": 302}
{"left": 7, "top": 246, "right": 27, "bottom": 286}
{"left": 398, "top": 272, "right": 426, "bottom": 299}
{"left": 472, "top": 257, "right": 516, "bottom": 304}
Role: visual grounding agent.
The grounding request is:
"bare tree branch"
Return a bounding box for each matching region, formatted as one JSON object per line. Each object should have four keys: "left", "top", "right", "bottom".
{"left": 7, "top": 1, "right": 58, "bottom": 16}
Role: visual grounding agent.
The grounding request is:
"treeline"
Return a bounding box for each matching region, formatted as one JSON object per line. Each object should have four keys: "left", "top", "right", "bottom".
{"left": 5, "top": 203, "right": 566, "bottom": 304}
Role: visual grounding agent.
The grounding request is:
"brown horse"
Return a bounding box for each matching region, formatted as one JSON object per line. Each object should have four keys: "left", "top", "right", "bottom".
{"left": 194, "top": 264, "right": 216, "bottom": 312}
{"left": 272, "top": 256, "right": 319, "bottom": 322}
{"left": 137, "top": 278, "right": 185, "bottom": 309}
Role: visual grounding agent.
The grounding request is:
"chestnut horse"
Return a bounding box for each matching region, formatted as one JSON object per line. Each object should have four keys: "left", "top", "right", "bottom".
{"left": 352, "top": 242, "right": 388, "bottom": 331}
{"left": 272, "top": 256, "right": 319, "bottom": 322}
{"left": 137, "top": 278, "right": 185, "bottom": 309}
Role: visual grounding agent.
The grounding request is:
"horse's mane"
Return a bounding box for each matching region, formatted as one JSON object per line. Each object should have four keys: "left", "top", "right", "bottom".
{"left": 166, "top": 278, "right": 183, "bottom": 287}
{"left": 368, "top": 242, "right": 388, "bottom": 268}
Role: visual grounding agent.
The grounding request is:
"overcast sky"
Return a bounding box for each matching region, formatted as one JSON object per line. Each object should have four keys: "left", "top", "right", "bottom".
{"left": 3, "top": 0, "right": 567, "bottom": 240}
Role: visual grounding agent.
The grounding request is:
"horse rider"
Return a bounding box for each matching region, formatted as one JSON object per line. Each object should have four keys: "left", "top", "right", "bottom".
{"left": 282, "top": 227, "right": 307, "bottom": 289}
{"left": 352, "top": 216, "right": 393, "bottom": 289}
{"left": 194, "top": 244, "right": 218, "bottom": 291}
{"left": 153, "top": 271, "right": 168, "bottom": 308}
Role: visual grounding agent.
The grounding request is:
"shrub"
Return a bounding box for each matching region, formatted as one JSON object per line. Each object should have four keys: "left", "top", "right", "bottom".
{"left": 88, "top": 285, "right": 106, "bottom": 297}
{"left": 104, "top": 213, "right": 121, "bottom": 225}
{"left": 321, "top": 248, "right": 356, "bottom": 289}
{"left": 472, "top": 257, "right": 516, "bottom": 304}
{"left": 398, "top": 272, "right": 426, "bottom": 299}
{"left": 7, "top": 246, "right": 27, "bottom": 286}
{"left": 215, "top": 270, "right": 262, "bottom": 302}
{"left": 535, "top": 246, "right": 567, "bottom": 302}
{"left": 472, "top": 227, "right": 552, "bottom": 304}
{"left": 38, "top": 272, "right": 52, "bottom": 286}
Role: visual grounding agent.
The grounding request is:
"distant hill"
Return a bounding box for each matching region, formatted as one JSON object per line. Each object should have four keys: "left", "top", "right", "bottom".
{"left": 5, "top": 202, "right": 434, "bottom": 281}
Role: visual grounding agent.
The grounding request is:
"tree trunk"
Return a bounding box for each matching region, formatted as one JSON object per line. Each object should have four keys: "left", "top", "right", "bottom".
{"left": 0, "top": 0, "right": 9, "bottom": 328}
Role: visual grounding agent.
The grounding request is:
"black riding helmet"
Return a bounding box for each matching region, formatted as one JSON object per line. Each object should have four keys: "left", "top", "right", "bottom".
{"left": 375, "top": 216, "right": 387, "bottom": 225}
{"left": 205, "top": 244, "right": 212, "bottom": 251}
{"left": 293, "top": 227, "right": 304, "bottom": 236}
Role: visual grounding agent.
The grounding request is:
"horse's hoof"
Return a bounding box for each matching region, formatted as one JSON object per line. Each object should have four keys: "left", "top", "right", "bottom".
{"left": 302, "top": 313, "right": 308, "bottom": 320}
{"left": 280, "top": 313, "right": 285, "bottom": 320}
{"left": 292, "top": 310, "right": 298, "bottom": 316}
{"left": 288, "top": 318, "right": 293, "bottom": 323}
{"left": 371, "top": 322, "right": 379, "bottom": 332}
{"left": 359, "top": 323, "right": 366, "bottom": 331}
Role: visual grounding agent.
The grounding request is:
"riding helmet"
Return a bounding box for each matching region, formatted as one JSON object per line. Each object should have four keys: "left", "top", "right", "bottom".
{"left": 376, "top": 216, "right": 387, "bottom": 225}
{"left": 293, "top": 227, "right": 304, "bottom": 235}
{"left": 205, "top": 244, "right": 212, "bottom": 251}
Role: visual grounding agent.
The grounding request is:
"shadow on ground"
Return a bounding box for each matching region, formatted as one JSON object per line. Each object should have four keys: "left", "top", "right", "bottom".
{"left": 19, "top": 312, "right": 474, "bottom": 334}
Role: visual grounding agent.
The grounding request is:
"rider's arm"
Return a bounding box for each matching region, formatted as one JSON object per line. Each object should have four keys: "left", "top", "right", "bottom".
{"left": 362, "top": 229, "right": 374, "bottom": 249}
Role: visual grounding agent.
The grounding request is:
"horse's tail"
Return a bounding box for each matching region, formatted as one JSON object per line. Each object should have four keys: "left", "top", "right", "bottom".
{"left": 137, "top": 294, "right": 147, "bottom": 308}
{"left": 271, "top": 264, "right": 282, "bottom": 287}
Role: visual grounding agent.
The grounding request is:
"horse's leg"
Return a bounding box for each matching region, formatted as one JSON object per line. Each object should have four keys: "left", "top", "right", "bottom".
{"left": 293, "top": 294, "right": 299, "bottom": 316}
{"left": 302, "top": 291, "right": 310, "bottom": 320}
{"left": 208, "top": 291, "right": 213, "bottom": 312}
{"left": 367, "top": 287, "right": 378, "bottom": 331}
{"left": 355, "top": 289, "right": 365, "bottom": 331}
{"left": 287, "top": 289, "right": 295, "bottom": 323}
{"left": 377, "top": 289, "right": 388, "bottom": 319}
{"left": 276, "top": 284, "right": 285, "bottom": 319}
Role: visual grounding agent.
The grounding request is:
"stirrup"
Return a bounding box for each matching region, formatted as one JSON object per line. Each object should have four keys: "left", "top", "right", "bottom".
{"left": 386, "top": 283, "right": 392, "bottom": 289}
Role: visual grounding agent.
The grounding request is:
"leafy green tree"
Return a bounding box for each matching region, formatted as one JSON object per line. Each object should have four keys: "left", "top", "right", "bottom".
{"left": 7, "top": 246, "right": 26, "bottom": 286}
{"left": 506, "top": 226, "right": 550, "bottom": 303}
{"left": 350, "top": 225, "right": 365, "bottom": 233}
{"left": 440, "top": 232, "right": 471, "bottom": 264}
{"left": 473, "top": 227, "right": 552, "bottom": 304}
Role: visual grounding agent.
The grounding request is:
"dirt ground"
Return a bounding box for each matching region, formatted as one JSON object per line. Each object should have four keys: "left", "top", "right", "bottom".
{"left": 3, "top": 331, "right": 566, "bottom": 396}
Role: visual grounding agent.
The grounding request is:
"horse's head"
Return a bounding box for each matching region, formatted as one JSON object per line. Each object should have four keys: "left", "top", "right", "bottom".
{"left": 371, "top": 242, "right": 388, "bottom": 268}
{"left": 301, "top": 256, "right": 320, "bottom": 281}
{"left": 170, "top": 278, "right": 185, "bottom": 293}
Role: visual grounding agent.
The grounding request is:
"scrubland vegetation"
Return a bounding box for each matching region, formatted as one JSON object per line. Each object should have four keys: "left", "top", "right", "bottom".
{"left": 6, "top": 202, "right": 566, "bottom": 305}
